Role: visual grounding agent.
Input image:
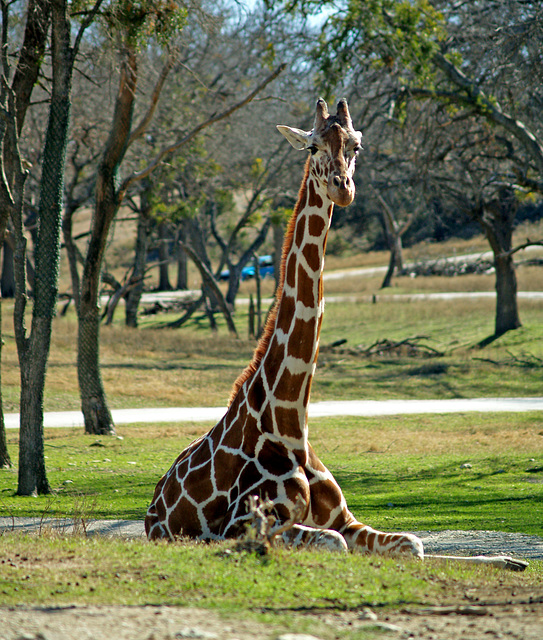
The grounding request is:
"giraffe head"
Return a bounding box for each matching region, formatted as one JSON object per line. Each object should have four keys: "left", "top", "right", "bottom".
{"left": 277, "top": 98, "right": 362, "bottom": 207}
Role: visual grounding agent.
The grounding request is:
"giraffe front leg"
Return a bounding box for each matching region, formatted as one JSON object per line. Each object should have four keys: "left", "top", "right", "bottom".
{"left": 342, "top": 522, "right": 424, "bottom": 559}
{"left": 305, "top": 446, "right": 424, "bottom": 559}
{"left": 280, "top": 523, "right": 348, "bottom": 552}
{"left": 145, "top": 504, "right": 172, "bottom": 541}
{"left": 227, "top": 490, "right": 349, "bottom": 552}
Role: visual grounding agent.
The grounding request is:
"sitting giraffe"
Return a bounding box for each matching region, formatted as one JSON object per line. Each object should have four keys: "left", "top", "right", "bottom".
{"left": 145, "top": 99, "right": 527, "bottom": 569}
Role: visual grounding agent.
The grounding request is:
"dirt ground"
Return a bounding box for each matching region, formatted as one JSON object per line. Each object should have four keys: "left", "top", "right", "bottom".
{"left": 1, "top": 598, "right": 543, "bottom": 640}
{"left": 1, "top": 524, "right": 542, "bottom": 639}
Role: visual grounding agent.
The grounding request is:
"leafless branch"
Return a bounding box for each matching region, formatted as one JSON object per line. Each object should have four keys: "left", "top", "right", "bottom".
{"left": 127, "top": 52, "right": 177, "bottom": 148}
{"left": 498, "top": 239, "right": 543, "bottom": 258}
{"left": 118, "top": 63, "right": 286, "bottom": 200}
{"left": 432, "top": 52, "right": 543, "bottom": 176}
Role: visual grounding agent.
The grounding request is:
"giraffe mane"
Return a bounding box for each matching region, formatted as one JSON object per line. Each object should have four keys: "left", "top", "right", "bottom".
{"left": 228, "top": 157, "right": 311, "bottom": 404}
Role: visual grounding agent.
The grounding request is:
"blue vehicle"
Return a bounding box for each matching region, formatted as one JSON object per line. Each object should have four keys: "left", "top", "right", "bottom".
{"left": 219, "top": 255, "right": 275, "bottom": 281}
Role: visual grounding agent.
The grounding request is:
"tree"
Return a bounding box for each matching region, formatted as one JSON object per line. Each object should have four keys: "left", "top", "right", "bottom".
{"left": 286, "top": 0, "right": 543, "bottom": 337}
{"left": 0, "top": 0, "right": 102, "bottom": 494}
{"left": 371, "top": 187, "right": 413, "bottom": 289}
{"left": 76, "top": 35, "right": 144, "bottom": 435}
{"left": 74, "top": 0, "right": 285, "bottom": 432}
{"left": 0, "top": 0, "right": 55, "bottom": 470}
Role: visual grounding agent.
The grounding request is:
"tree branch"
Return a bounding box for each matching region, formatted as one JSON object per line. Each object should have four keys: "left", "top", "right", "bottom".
{"left": 72, "top": 0, "right": 104, "bottom": 58}
{"left": 432, "top": 52, "right": 543, "bottom": 177}
{"left": 180, "top": 240, "right": 238, "bottom": 337}
{"left": 498, "top": 240, "right": 543, "bottom": 259}
{"left": 118, "top": 63, "right": 286, "bottom": 200}
{"left": 127, "top": 52, "right": 177, "bottom": 148}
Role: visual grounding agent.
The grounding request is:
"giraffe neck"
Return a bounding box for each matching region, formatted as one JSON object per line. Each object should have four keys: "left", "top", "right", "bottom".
{"left": 232, "top": 158, "right": 333, "bottom": 454}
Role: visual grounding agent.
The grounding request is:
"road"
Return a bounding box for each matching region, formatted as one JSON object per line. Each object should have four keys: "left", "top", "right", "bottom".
{"left": 5, "top": 397, "right": 543, "bottom": 429}
{"left": 139, "top": 287, "right": 543, "bottom": 308}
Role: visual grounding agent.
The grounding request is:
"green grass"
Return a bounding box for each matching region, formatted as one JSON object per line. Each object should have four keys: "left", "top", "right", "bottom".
{"left": 0, "top": 537, "right": 433, "bottom": 609}
{"left": 2, "top": 413, "right": 542, "bottom": 536}
{"left": 0, "top": 533, "right": 541, "bottom": 638}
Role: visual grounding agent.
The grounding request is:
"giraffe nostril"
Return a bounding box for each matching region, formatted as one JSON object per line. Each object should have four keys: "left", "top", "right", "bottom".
{"left": 332, "top": 175, "right": 350, "bottom": 190}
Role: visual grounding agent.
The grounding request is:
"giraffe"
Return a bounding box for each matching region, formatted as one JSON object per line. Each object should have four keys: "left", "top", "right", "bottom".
{"left": 144, "top": 99, "right": 527, "bottom": 569}
{"left": 145, "top": 97, "right": 422, "bottom": 557}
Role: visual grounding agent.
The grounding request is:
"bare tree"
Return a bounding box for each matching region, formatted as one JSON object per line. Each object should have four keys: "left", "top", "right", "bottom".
{"left": 0, "top": 0, "right": 54, "bottom": 470}
{"left": 76, "top": 21, "right": 285, "bottom": 432}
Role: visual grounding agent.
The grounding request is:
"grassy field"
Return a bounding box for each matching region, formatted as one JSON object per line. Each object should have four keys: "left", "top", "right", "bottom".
{"left": 1, "top": 413, "right": 543, "bottom": 533}
{"left": 2, "top": 291, "right": 543, "bottom": 413}
{"left": 1, "top": 231, "right": 543, "bottom": 631}
{"left": 2, "top": 219, "right": 543, "bottom": 412}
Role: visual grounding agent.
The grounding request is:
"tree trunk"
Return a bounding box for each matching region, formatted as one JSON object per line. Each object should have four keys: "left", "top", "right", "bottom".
{"left": 1, "top": 238, "right": 15, "bottom": 297}
{"left": 377, "top": 192, "right": 406, "bottom": 289}
{"left": 225, "top": 266, "right": 242, "bottom": 307}
{"left": 62, "top": 202, "right": 82, "bottom": 312}
{"left": 11, "top": 0, "right": 52, "bottom": 133}
{"left": 494, "top": 252, "right": 520, "bottom": 336}
{"left": 481, "top": 187, "right": 521, "bottom": 337}
{"left": 17, "top": 321, "right": 51, "bottom": 495}
{"left": 273, "top": 221, "right": 283, "bottom": 290}
{"left": 78, "top": 308, "right": 114, "bottom": 434}
{"left": 381, "top": 232, "right": 403, "bottom": 289}
{"left": 78, "top": 45, "right": 137, "bottom": 434}
{"left": 78, "top": 191, "right": 117, "bottom": 433}
{"left": 125, "top": 184, "right": 152, "bottom": 327}
{"left": 248, "top": 294, "right": 255, "bottom": 339}
{"left": 380, "top": 250, "right": 395, "bottom": 290}
{"left": 176, "top": 231, "right": 188, "bottom": 290}
{"left": 157, "top": 221, "right": 172, "bottom": 291}
{"left": 17, "top": 0, "right": 73, "bottom": 495}
{"left": 0, "top": 0, "right": 53, "bottom": 480}
{"left": 186, "top": 217, "right": 219, "bottom": 308}
{"left": 0, "top": 231, "right": 11, "bottom": 469}
{"left": 254, "top": 255, "right": 262, "bottom": 336}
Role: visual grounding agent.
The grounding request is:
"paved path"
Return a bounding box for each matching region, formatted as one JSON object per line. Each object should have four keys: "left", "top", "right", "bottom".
{"left": 5, "top": 397, "right": 543, "bottom": 429}
{"left": 140, "top": 289, "right": 543, "bottom": 309}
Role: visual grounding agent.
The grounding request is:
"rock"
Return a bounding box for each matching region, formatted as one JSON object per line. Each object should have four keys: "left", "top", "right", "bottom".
{"left": 276, "top": 635, "right": 324, "bottom": 640}
{"left": 358, "top": 608, "right": 378, "bottom": 621}
{"left": 361, "top": 622, "right": 403, "bottom": 634}
{"left": 175, "top": 628, "right": 218, "bottom": 639}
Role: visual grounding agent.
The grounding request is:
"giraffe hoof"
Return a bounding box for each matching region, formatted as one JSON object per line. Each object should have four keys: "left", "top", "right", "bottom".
{"left": 503, "top": 557, "right": 529, "bottom": 571}
{"left": 476, "top": 555, "right": 529, "bottom": 571}
{"left": 398, "top": 533, "right": 424, "bottom": 559}
{"left": 314, "top": 529, "right": 349, "bottom": 552}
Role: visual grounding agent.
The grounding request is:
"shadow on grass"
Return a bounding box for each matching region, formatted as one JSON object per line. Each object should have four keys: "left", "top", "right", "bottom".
{"left": 332, "top": 463, "right": 541, "bottom": 532}
{"left": 477, "top": 333, "right": 505, "bottom": 348}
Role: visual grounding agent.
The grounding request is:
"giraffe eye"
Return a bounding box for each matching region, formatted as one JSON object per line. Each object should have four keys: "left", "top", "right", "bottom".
{"left": 308, "top": 145, "right": 318, "bottom": 155}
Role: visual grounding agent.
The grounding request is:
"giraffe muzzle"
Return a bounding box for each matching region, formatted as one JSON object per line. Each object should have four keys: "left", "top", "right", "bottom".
{"left": 328, "top": 173, "right": 355, "bottom": 207}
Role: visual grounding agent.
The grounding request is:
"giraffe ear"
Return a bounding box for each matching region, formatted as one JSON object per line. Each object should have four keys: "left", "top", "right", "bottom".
{"left": 276, "top": 125, "right": 310, "bottom": 150}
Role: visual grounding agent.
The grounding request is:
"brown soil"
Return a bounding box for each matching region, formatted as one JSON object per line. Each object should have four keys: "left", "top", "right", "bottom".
{"left": 1, "top": 598, "right": 543, "bottom": 640}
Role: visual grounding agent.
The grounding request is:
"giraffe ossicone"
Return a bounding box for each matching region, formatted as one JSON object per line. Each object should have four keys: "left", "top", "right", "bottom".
{"left": 144, "top": 98, "right": 424, "bottom": 559}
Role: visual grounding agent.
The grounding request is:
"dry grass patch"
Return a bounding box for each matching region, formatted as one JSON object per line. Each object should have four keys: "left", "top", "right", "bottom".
{"left": 309, "top": 413, "right": 543, "bottom": 459}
